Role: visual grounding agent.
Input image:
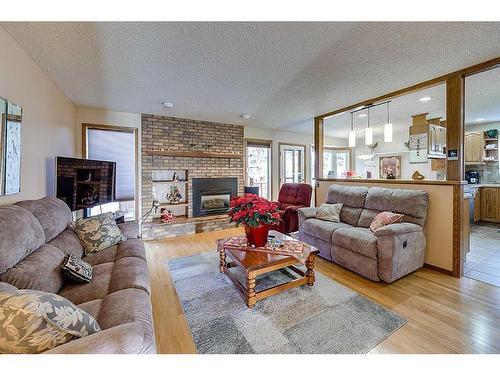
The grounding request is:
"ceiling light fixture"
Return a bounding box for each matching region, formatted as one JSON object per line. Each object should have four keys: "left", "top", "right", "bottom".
{"left": 475, "top": 118, "right": 485, "bottom": 122}
{"left": 358, "top": 113, "right": 367, "bottom": 118}
{"left": 365, "top": 107, "right": 373, "bottom": 146}
{"left": 162, "top": 101, "right": 174, "bottom": 108}
{"left": 419, "top": 97, "right": 431, "bottom": 102}
{"left": 384, "top": 101, "right": 393, "bottom": 143}
{"left": 240, "top": 114, "right": 250, "bottom": 119}
{"left": 349, "top": 112, "right": 356, "bottom": 148}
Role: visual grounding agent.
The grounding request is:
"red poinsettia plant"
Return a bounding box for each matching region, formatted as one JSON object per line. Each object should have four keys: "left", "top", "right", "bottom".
{"left": 227, "top": 194, "right": 281, "bottom": 227}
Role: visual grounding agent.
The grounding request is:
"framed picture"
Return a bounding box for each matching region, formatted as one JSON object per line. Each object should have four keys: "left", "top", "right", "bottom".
{"left": 379, "top": 156, "right": 401, "bottom": 179}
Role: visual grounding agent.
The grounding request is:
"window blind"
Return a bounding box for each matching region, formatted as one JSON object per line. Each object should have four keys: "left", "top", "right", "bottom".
{"left": 87, "top": 128, "right": 135, "bottom": 201}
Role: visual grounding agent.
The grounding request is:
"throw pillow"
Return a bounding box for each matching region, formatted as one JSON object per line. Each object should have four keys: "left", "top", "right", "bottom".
{"left": 61, "top": 255, "right": 93, "bottom": 283}
{"left": 0, "top": 289, "right": 101, "bottom": 354}
{"left": 370, "top": 211, "right": 404, "bottom": 232}
{"left": 315, "top": 203, "right": 343, "bottom": 222}
{"left": 74, "top": 213, "right": 126, "bottom": 255}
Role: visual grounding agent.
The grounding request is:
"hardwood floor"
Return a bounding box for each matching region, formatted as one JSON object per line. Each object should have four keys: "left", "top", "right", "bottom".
{"left": 145, "top": 227, "right": 500, "bottom": 354}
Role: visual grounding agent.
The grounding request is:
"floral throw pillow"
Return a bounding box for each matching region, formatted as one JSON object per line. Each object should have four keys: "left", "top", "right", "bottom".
{"left": 74, "top": 213, "right": 126, "bottom": 255}
{"left": 0, "top": 289, "right": 101, "bottom": 354}
{"left": 370, "top": 211, "right": 404, "bottom": 232}
{"left": 315, "top": 203, "right": 343, "bottom": 222}
{"left": 61, "top": 255, "right": 93, "bottom": 283}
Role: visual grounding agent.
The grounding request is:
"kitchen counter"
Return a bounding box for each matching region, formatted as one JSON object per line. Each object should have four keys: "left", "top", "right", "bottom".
{"left": 464, "top": 183, "right": 500, "bottom": 190}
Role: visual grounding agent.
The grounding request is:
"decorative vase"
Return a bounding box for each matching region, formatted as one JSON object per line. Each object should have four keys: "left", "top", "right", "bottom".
{"left": 244, "top": 224, "right": 270, "bottom": 247}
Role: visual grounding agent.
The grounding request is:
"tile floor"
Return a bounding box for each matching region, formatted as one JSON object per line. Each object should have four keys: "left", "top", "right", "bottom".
{"left": 464, "top": 222, "right": 500, "bottom": 287}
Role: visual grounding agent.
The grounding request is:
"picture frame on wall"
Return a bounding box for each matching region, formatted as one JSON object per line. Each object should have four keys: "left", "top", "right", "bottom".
{"left": 379, "top": 156, "right": 401, "bottom": 179}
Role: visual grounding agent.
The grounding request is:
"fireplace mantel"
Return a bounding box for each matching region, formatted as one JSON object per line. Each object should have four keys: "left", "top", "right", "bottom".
{"left": 146, "top": 150, "right": 243, "bottom": 159}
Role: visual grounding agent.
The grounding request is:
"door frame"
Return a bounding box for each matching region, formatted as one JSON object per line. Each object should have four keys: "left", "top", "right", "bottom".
{"left": 278, "top": 142, "right": 307, "bottom": 186}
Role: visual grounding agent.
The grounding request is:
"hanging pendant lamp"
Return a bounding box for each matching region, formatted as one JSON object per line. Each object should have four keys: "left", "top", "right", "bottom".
{"left": 365, "top": 107, "right": 373, "bottom": 145}
{"left": 384, "top": 101, "right": 393, "bottom": 143}
{"left": 349, "top": 112, "right": 356, "bottom": 147}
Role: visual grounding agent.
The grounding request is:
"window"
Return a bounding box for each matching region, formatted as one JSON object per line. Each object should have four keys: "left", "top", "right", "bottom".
{"left": 246, "top": 140, "right": 272, "bottom": 200}
{"left": 323, "top": 148, "right": 351, "bottom": 178}
{"left": 280, "top": 144, "right": 306, "bottom": 185}
{"left": 84, "top": 124, "right": 137, "bottom": 221}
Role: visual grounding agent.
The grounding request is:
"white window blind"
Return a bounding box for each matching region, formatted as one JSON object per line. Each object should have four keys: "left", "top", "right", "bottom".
{"left": 87, "top": 128, "right": 135, "bottom": 201}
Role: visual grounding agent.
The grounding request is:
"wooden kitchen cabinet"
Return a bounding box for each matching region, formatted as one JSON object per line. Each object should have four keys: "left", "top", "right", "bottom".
{"left": 465, "top": 132, "right": 484, "bottom": 163}
{"left": 480, "top": 187, "right": 500, "bottom": 222}
{"left": 474, "top": 188, "right": 481, "bottom": 222}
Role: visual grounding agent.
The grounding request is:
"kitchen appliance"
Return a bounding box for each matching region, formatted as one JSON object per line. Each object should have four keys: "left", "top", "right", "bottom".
{"left": 465, "top": 171, "right": 480, "bottom": 184}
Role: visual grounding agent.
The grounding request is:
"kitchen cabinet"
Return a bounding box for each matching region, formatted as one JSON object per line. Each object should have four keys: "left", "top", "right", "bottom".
{"left": 465, "top": 132, "right": 484, "bottom": 163}
{"left": 480, "top": 187, "right": 500, "bottom": 222}
{"left": 462, "top": 196, "right": 470, "bottom": 254}
{"left": 474, "top": 188, "right": 481, "bottom": 222}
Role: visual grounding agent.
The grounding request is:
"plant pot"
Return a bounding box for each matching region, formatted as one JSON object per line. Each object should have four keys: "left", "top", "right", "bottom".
{"left": 244, "top": 224, "right": 270, "bottom": 248}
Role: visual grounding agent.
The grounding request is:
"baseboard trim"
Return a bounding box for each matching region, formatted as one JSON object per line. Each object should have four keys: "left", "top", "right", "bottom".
{"left": 424, "top": 263, "right": 454, "bottom": 276}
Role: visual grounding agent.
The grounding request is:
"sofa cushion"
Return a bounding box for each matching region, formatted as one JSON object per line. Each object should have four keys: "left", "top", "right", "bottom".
{"left": 117, "top": 222, "right": 140, "bottom": 239}
{"left": 61, "top": 255, "right": 93, "bottom": 283}
{"left": 370, "top": 212, "right": 404, "bottom": 232}
{"left": 301, "top": 218, "right": 352, "bottom": 242}
{"left": 358, "top": 209, "right": 381, "bottom": 228}
{"left": 315, "top": 203, "right": 343, "bottom": 222}
{"left": 0, "top": 289, "right": 100, "bottom": 354}
{"left": 59, "top": 262, "right": 114, "bottom": 305}
{"left": 0, "top": 244, "right": 66, "bottom": 293}
{"left": 74, "top": 213, "right": 126, "bottom": 255}
{"left": 0, "top": 205, "right": 46, "bottom": 274}
{"left": 326, "top": 185, "right": 369, "bottom": 208}
{"left": 47, "top": 228, "right": 85, "bottom": 259}
{"left": 108, "top": 257, "right": 150, "bottom": 295}
{"left": 364, "top": 187, "right": 428, "bottom": 227}
{"left": 331, "top": 227, "right": 378, "bottom": 259}
{"left": 340, "top": 206, "right": 363, "bottom": 226}
{"left": 15, "top": 197, "right": 72, "bottom": 243}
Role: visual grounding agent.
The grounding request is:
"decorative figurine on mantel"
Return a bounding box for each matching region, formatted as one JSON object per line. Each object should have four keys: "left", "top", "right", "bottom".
{"left": 172, "top": 172, "right": 179, "bottom": 182}
{"left": 160, "top": 208, "right": 176, "bottom": 224}
{"left": 166, "top": 185, "right": 183, "bottom": 204}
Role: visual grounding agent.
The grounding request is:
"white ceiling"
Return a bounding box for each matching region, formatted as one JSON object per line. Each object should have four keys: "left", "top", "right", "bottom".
{"left": 2, "top": 22, "right": 500, "bottom": 133}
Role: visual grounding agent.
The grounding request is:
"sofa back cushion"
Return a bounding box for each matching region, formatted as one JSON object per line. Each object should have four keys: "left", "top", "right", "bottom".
{"left": 0, "top": 244, "right": 66, "bottom": 293}
{"left": 0, "top": 205, "right": 45, "bottom": 275}
{"left": 47, "top": 228, "right": 85, "bottom": 259}
{"left": 15, "top": 197, "right": 72, "bottom": 243}
{"left": 364, "top": 187, "right": 429, "bottom": 227}
{"left": 278, "top": 183, "right": 312, "bottom": 206}
{"left": 326, "top": 185, "right": 369, "bottom": 226}
{"left": 358, "top": 209, "right": 382, "bottom": 228}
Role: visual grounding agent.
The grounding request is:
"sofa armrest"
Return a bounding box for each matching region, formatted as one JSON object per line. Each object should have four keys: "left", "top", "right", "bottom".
{"left": 44, "top": 322, "right": 153, "bottom": 354}
{"left": 374, "top": 223, "right": 426, "bottom": 283}
{"left": 297, "top": 207, "right": 318, "bottom": 229}
{"left": 118, "top": 221, "right": 140, "bottom": 239}
{"left": 373, "top": 222, "right": 422, "bottom": 237}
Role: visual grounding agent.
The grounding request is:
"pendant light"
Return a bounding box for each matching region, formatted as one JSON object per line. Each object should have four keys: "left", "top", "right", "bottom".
{"left": 348, "top": 112, "right": 356, "bottom": 147}
{"left": 384, "top": 101, "right": 393, "bottom": 143}
{"left": 365, "top": 107, "right": 373, "bottom": 145}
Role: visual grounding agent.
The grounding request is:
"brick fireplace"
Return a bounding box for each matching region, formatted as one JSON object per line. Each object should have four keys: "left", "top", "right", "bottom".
{"left": 140, "top": 114, "right": 244, "bottom": 239}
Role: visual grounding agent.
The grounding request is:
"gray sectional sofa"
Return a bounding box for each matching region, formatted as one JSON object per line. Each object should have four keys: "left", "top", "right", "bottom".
{"left": 298, "top": 185, "right": 429, "bottom": 283}
{"left": 0, "top": 197, "right": 155, "bottom": 354}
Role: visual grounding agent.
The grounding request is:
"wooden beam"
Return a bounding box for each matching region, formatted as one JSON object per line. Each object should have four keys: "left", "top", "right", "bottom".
{"left": 316, "top": 56, "right": 500, "bottom": 121}
{"left": 314, "top": 117, "right": 324, "bottom": 182}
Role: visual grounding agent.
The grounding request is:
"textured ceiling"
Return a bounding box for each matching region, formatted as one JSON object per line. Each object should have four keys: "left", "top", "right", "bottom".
{"left": 2, "top": 22, "right": 500, "bottom": 132}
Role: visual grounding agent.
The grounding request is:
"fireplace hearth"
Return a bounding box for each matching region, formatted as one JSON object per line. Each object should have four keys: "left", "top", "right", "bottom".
{"left": 192, "top": 178, "right": 237, "bottom": 217}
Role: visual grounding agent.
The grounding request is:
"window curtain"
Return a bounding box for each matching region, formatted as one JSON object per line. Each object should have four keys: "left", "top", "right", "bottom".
{"left": 87, "top": 128, "right": 135, "bottom": 201}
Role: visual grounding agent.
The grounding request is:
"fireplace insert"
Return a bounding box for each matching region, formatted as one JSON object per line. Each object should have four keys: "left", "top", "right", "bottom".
{"left": 192, "top": 178, "right": 237, "bottom": 217}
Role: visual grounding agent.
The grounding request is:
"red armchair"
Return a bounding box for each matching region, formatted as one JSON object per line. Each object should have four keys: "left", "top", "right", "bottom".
{"left": 271, "top": 183, "right": 313, "bottom": 234}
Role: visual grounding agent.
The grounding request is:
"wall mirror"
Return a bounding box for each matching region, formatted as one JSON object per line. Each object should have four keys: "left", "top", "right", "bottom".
{"left": 0, "top": 96, "right": 22, "bottom": 196}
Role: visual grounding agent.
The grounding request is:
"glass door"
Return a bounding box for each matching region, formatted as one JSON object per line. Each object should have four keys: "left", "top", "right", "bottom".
{"left": 246, "top": 140, "right": 272, "bottom": 200}
{"left": 280, "top": 144, "right": 305, "bottom": 185}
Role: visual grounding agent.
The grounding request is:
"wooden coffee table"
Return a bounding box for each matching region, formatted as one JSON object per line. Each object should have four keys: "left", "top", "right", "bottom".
{"left": 218, "top": 231, "right": 319, "bottom": 308}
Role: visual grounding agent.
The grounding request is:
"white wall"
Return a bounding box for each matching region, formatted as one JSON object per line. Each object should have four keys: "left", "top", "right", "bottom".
{"left": 0, "top": 26, "right": 77, "bottom": 205}
{"left": 75, "top": 106, "right": 142, "bottom": 216}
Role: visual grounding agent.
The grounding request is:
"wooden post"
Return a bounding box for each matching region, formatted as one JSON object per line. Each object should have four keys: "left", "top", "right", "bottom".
{"left": 314, "top": 116, "right": 324, "bottom": 181}
{"left": 446, "top": 74, "right": 464, "bottom": 277}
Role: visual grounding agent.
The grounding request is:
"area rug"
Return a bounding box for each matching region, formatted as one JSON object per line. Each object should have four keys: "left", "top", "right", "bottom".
{"left": 166, "top": 252, "right": 406, "bottom": 354}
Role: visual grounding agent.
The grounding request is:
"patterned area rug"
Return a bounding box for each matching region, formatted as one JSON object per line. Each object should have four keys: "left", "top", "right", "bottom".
{"left": 166, "top": 252, "right": 406, "bottom": 354}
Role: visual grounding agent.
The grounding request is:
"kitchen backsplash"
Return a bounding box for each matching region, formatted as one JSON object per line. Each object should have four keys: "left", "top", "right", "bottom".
{"left": 466, "top": 163, "right": 500, "bottom": 184}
